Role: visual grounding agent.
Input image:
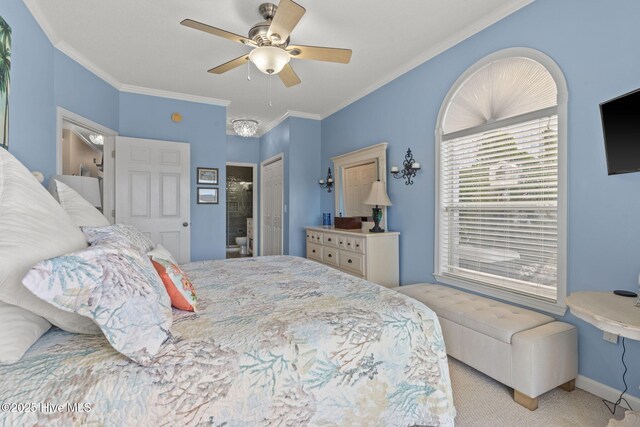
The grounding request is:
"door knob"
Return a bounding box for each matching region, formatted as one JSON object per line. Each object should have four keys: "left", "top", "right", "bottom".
{"left": 182, "top": 222, "right": 189, "bottom": 227}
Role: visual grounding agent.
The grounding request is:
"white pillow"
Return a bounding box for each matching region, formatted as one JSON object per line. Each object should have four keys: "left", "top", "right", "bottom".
{"left": 49, "top": 179, "right": 110, "bottom": 227}
{"left": 147, "top": 244, "right": 178, "bottom": 264}
{"left": 0, "top": 301, "right": 51, "bottom": 365}
{"left": 0, "top": 148, "right": 101, "bottom": 334}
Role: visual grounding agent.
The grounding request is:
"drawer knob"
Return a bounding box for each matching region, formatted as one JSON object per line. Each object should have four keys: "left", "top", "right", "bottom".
{"left": 328, "top": 254, "right": 332, "bottom": 258}
{"left": 356, "top": 244, "right": 360, "bottom": 247}
{"left": 348, "top": 243, "right": 351, "bottom": 246}
{"left": 312, "top": 250, "right": 316, "bottom": 253}
{"left": 348, "top": 259, "right": 353, "bottom": 264}
{"left": 328, "top": 238, "right": 332, "bottom": 241}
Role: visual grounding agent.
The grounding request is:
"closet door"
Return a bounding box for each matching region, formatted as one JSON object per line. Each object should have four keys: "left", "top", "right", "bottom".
{"left": 261, "top": 155, "right": 283, "bottom": 256}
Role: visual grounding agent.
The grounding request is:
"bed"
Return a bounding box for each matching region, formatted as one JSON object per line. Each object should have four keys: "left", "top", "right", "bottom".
{"left": 0, "top": 256, "right": 455, "bottom": 426}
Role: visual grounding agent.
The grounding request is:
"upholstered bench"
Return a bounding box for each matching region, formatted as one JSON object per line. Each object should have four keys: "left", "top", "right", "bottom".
{"left": 395, "top": 284, "right": 578, "bottom": 410}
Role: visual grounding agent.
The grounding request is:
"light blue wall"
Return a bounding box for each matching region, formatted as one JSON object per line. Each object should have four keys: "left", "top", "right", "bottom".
{"left": 258, "top": 117, "right": 322, "bottom": 257}
{"left": 2, "top": 0, "right": 229, "bottom": 262}
{"left": 289, "top": 117, "right": 322, "bottom": 257}
{"left": 1, "top": 0, "right": 54, "bottom": 177}
{"left": 226, "top": 135, "right": 259, "bottom": 164}
{"left": 0, "top": 0, "right": 119, "bottom": 179}
{"left": 260, "top": 119, "right": 290, "bottom": 254}
{"left": 53, "top": 50, "right": 119, "bottom": 133}
{"left": 321, "top": 0, "right": 640, "bottom": 397}
{"left": 119, "top": 93, "right": 227, "bottom": 262}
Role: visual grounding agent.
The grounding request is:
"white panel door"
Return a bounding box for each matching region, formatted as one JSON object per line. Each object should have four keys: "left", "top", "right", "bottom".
{"left": 116, "top": 137, "right": 191, "bottom": 263}
{"left": 261, "top": 157, "right": 283, "bottom": 256}
{"left": 344, "top": 161, "right": 377, "bottom": 217}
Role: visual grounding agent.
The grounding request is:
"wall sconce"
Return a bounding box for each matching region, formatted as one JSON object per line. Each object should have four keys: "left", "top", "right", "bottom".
{"left": 318, "top": 167, "right": 334, "bottom": 192}
{"left": 391, "top": 148, "right": 421, "bottom": 185}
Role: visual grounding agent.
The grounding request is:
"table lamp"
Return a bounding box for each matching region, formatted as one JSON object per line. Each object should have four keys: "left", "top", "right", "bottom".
{"left": 364, "top": 180, "right": 392, "bottom": 233}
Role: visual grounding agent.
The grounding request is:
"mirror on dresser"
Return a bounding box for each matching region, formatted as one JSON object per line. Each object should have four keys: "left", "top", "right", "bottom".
{"left": 332, "top": 142, "right": 389, "bottom": 229}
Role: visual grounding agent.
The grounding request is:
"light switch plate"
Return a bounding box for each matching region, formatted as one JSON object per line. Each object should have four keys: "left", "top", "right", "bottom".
{"left": 603, "top": 331, "right": 619, "bottom": 344}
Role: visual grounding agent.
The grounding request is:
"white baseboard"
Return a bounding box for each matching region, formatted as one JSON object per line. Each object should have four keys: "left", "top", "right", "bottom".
{"left": 576, "top": 375, "right": 640, "bottom": 410}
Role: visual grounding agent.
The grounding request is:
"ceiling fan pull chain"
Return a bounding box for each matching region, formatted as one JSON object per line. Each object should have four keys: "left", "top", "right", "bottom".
{"left": 269, "top": 75, "right": 273, "bottom": 107}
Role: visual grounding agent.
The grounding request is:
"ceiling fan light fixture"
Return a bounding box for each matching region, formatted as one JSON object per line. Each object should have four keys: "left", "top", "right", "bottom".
{"left": 249, "top": 46, "right": 290, "bottom": 75}
{"left": 232, "top": 119, "right": 259, "bottom": 137}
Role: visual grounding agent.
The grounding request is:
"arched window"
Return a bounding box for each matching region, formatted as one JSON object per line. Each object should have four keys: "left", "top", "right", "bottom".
{"left": 435, "top": 48, "right": 567, "bottom": 315}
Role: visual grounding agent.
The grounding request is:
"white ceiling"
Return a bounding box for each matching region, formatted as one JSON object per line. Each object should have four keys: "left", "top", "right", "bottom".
{"left": 25, "top": 0, "right": 532, "bottom": 136}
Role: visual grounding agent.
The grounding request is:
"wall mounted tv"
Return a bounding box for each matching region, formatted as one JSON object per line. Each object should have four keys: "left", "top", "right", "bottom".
{"left": 600, "top": 87, "right": 640, "bottom": 175}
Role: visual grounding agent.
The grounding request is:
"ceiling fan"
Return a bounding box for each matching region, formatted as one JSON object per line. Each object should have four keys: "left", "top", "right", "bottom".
{"left": 181, "top": 0, "right": 352, "bottom": 88}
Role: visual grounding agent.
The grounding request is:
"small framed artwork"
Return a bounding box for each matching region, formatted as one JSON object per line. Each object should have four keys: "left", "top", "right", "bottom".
{"left": 197, "top": 167, "right": 218, "bottom": 185}
{"left": 197, "top": 187, "right": 218, "bottom": 204}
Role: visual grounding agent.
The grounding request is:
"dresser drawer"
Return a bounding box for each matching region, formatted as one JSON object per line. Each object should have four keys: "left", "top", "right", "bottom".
{"left": 337, "top": 235, "right": 348, "bottom": 249}
{"left": 307, "top": 231, "right": 324, "bottom": 244}
{"left": 323, "top": 247, "right": 339, "bottom": 266}
{"left": 339, "top": 251, "right": 364, "bottom": 275}
{"left": 353, "top": 237, "right": 365, "bottom": 254}
{"left": 307, "top": 242, "right": 323, "bottom": 261}
{"left": 323, "top": 233, "right": 338, "bottom": 247}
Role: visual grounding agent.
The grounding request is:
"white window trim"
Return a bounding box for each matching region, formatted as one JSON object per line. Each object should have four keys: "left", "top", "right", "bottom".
{"left": 434, "top": 47, "right": 568, "bottom": 316}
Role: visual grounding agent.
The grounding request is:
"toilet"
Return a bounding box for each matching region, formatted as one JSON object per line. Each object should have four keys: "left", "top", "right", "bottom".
{"left": 235, "top": 237, "right": 248, "bottom": 255}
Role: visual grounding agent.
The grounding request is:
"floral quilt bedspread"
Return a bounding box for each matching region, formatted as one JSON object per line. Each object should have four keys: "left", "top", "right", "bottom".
{"left": 0, "top": 256, "right": 455, "bottom": 426}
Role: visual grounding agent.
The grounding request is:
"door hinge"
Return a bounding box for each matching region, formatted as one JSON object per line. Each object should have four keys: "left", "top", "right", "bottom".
{"left": 111, "top": 150, "right": 116, "bottom": 158}
{"left": 112, "top": 209, "right": 116, "bottom": 219}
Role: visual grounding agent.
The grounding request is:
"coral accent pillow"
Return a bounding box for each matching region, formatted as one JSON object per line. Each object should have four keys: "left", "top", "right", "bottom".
{"left": 151, "top": 258, "right": 197, "bottom": 312}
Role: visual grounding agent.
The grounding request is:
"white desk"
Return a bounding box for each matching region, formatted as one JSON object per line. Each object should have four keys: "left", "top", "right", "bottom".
{"left": 566, "top": 292, "right": 640, "bottom": 341}
{"left": 567, "top": 291, "right": 639, "bottom": 422}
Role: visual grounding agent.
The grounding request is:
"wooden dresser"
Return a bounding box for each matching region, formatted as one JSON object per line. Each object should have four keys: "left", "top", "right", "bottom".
{"left": 305, "top": 226, "right": 399, "bottom": 288}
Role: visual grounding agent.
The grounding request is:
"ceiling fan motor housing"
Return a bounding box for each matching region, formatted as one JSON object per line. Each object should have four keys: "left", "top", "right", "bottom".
{"left": 249, "top": 5, "right": 290, "bottom": 48}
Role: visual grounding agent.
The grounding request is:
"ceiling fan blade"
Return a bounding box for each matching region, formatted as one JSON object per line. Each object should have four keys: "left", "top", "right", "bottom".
{"left": 287, "top": 45, "right": 352, "bottom": 64}
{"left": 279, "top": 63, "right": 301, "bottom": 88}
{"left": 208, "top": 55, "right": 250, "bottom": 74}
{"left": 267, "top": 0, "right": 306, "bottom": 44}
{"left": 181, "top": 19, "right": 255, "bottom": 46}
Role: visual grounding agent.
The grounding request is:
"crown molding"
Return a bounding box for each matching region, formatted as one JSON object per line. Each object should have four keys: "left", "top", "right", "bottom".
{"left": 23, "top": 0, "right": 233, "bottom": 106}
{"left": 55, "top": 41, "right": 122, "bottom": 89}
{"left": 22, "top": 0, "right": 58, "bottom": 45}
{"left": 319, "top": 0, "right": 535, "bottom": 120}
{"left": 120, "top": 85, "right": 231, "bottom": 107}
{"left": 257, "top": 110, "right": 322, "bottom": 137}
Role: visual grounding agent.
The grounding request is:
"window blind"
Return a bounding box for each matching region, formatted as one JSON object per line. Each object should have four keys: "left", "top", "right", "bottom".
{"left": 439, "top": 114, "right": 559, "bottom": 301}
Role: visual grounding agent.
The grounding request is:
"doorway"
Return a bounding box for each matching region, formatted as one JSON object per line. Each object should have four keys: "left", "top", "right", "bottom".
{"left": 226, "top": 163, "right": 257, "bottom": 259}
{"left": 260, "top": 154, "right": 284, "bottom": 256}
{"left": 56, "top": 107, "right": 117, "bottom": 223}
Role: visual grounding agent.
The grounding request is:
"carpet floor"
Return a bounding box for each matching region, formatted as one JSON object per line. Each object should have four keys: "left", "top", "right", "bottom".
{"left": 449, "top": 357, "right": 630, "bottom": 426}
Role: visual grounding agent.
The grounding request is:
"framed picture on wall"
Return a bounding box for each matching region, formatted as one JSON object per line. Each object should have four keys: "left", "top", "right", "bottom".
{"left": 197, "top": 187, "right": 218, "bottom": 204}
{"left": 197, "top": 167, "right": 218, "bottom": 185}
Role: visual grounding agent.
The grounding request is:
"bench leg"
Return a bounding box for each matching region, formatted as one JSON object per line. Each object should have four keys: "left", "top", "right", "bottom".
{"left": 514, "top": 390, "right": 538, "bottom": 411}
{"left": 559, "top": 379, "right": 575, "bottom": 392}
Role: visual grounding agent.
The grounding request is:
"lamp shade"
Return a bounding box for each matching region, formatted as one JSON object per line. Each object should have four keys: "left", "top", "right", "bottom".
{"left": 364, "top": 181, "right": 392, "bottom": 206}
{"left": 249, "top": 46, "right": 291, "bottom": 75}
{"left": 51, "top": 175, "right": 102, "bottom": 208}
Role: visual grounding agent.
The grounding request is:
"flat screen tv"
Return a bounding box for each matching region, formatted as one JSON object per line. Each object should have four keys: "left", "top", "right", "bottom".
{"left": 600, "top": 88, "right": 640, "bottom": 175}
